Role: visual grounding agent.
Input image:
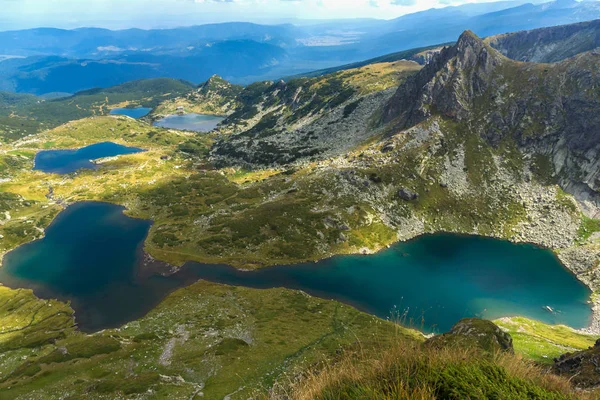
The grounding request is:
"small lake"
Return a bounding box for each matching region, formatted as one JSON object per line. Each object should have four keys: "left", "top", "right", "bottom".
{"left": 109, "top": 107, "right": 152, "bottom": 118}
{"left": 34, "top": 142, "right": 144, "bottom": 174}
{"left": 0, "top": 202, "right": 592, "bottom": 333}
{"left": 153, "top": 113, "right": 224, "bottom": 132}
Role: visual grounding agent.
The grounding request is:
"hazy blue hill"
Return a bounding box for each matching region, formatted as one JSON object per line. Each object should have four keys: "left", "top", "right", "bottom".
{"left": 3, "top": 40, "right": 286, "bottom": 95}
{"left": 0, "top": 23, "right": 301, "bottom": 58}
{"left": 0, "top": 28, "right": 81, "bottom": 56}
{"left": 353, "top": 0, "right": 600, "bottom": 58}
{"left": 2, "top": 0, "right": 600, "bottom": 94}
{"left": 379, "top": 0, "right": 543, "bottom": 32}
{"left": 0, "top": 91, "right": 38, "bottom": 108}
{"left": 0, "top": 2, "right": 538, "bottom": 60}
{"left": 13, "top": 60, "right": 163, "bottom": 94}
{"left": 74, "top": 78, "right": 194, "bottom": 96}
{"left": 465, "top": 1, "right": 598, "bottom": 36}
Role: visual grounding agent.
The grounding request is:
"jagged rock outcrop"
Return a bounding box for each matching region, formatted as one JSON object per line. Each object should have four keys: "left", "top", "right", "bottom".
{"left": 382, "top": 29, "right": 600, "bottom": 215}
{"left": 554, "top": 338, "right": 600, "bottom": 388}
{"left": 487, "top": 19, "right": 600, "bottom": 63}
{"left": 382, "top": 31, "right": 502, "bottom": 128}
{"left": 409, "top": 47, "right": 444, "bottom": 65}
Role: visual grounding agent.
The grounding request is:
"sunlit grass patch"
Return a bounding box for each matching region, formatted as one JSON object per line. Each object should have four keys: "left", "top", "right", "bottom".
{"left": 495, "top": 317, "right": 597, "bottom": 364}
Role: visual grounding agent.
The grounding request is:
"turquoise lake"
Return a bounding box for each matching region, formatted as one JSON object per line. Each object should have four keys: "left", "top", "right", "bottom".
{"left": 109, "top": 107, "right": 152, "bottom": 118}
{"left": 0, "top": 202, "right": 592, "bottom": 333}
{"left": 153, "top": 113, "right": 224, "bottom": 132}
{"left": 34, "top": 142, "right": 144, "bottom": 174}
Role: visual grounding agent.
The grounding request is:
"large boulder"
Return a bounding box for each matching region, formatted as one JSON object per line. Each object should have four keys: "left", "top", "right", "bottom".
{"left": 425, "top": 318, "right": 514, "bottom": 354}
{"left": 397, "top": 188, "right": 419, "bottom": 201}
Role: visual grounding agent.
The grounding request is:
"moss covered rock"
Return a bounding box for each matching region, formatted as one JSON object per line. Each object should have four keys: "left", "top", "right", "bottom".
{"left": 426, "top": 318, "right": 514, "bottom": 353}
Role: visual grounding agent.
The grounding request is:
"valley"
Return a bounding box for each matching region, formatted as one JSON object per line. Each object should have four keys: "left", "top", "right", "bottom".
{"left": 1, "top": 13, "right": 600, "bottom": 399}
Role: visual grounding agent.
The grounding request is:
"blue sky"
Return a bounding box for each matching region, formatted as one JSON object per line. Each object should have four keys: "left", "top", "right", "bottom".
{"left": 1, "top": 0, "right": 520, "bottom": 30}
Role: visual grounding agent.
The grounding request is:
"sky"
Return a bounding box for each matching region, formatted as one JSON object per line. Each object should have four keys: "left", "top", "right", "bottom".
{"left": 0, "top": 0, "right": 526, "bottom": 30}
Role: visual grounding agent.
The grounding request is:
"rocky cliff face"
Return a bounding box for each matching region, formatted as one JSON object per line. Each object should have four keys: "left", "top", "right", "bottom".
{"left": 382, "top": 31, "right": 502, "bottom": 128}
{"left": 487, "top": 19, "right": 600, "bottom": 63}
{"left": 382, "top": 30, "right": 600, "bottom": 215}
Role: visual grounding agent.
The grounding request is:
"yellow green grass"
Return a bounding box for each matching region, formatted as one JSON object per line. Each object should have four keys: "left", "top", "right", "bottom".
{"left": 495, "top": 317, "right": 597, "bottom": 364}
{"left": 274, "top": 337, "right": 589, "bottom": 400}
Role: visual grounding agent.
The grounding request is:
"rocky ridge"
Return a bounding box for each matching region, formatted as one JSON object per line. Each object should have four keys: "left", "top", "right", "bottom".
{"left": 488, "top": 19, "right": 600, "bottom": 63}
{"left": 383, "top": 30, "right": 600, "bottom": 217}
{"left": 210, "top": 61, "right": 421, "bottom": 167}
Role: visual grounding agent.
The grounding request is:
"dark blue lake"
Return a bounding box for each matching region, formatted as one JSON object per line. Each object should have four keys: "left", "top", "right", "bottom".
{"left": 153, "top": 113, "right": 224, "bottom": 132}
{"left": 0, "top": 202, "right": 592, "bottom": 333}
{"left": 109, "top": 107, "right": 152, "bottom": 118}
{"left": 34, "top": 142, "right": 144, "bottom": 174}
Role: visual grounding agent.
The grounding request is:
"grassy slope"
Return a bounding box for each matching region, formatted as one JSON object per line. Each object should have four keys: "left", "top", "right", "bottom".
{"left": 496, "top": 317, "right": 597, "bottom": 364}
{"left": 0, "top": 281, "right": 415, "bottom": 399}
{"left": 276, "top": 338, "right": 588, "bottom": 400}
{"left": 285, "top": 43, "right": 451, "bottom": 80}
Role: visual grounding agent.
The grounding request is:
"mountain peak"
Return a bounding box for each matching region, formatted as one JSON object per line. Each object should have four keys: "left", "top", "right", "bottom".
{"left": 458, "top": 29, "right": 479, "bottom": 42}
{"left": 455, "top": 30, "right": 500, "bottom": 70}
{"left": 382, "top": 29, "right": 501, "bottom": 129}
{"left": 456, "top": 30, "right": 483, "bottom": 50}
{"left": 199, "top": 75, "right": 233, "bottom": 92}
{"left": 205, "top": 74, "right": 227, "bottom": 84}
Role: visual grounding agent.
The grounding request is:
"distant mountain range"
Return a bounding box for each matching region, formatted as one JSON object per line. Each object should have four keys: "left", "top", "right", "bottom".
{"left": 1, "top": 0, "right": 600, "bottom": 95}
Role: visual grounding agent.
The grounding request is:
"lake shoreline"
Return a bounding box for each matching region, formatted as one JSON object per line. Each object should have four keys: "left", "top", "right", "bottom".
{"left": 109, "top": 107, "right": 152, "bottom": 118}
{"left": 0, "top": 201, "right": 594, "bottom": 335}
{"left": 33, "top": 142, "right": 144, "bottom": 174}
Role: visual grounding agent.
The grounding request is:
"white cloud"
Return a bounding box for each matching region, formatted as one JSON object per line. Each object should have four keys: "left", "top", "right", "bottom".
{"left": 0, "top": 0, "right": 529, "bottom": 30}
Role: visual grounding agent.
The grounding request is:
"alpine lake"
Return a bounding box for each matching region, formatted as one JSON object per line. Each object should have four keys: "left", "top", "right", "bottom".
{"left": 0, "top": 202, "right": 591, "bottom": 334}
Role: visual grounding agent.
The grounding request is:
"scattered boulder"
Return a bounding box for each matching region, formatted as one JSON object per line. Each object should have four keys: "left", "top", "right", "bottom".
{"left": 369, "top": 173, "right": 383, "bottom": 184}
{"left": 397, "top": 188, "right": 419, "bottom": 201}
{"left": 381, "top": 143, "right": 395, "bottom": 153}
{"left": 425, "top": 318, "right": 514, "bottom": 354}
{"left": 323, "top": 217, "right": 351, "bottom": 231}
